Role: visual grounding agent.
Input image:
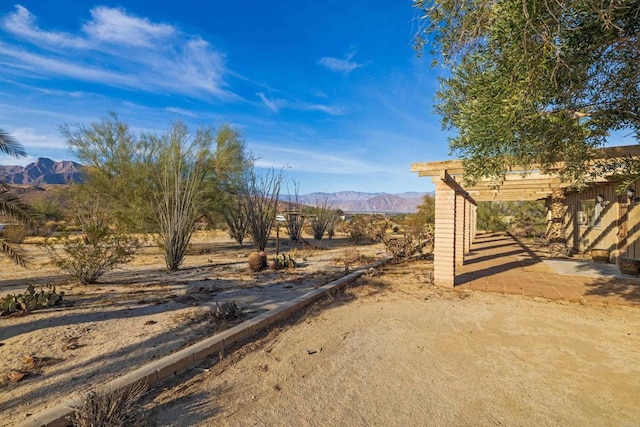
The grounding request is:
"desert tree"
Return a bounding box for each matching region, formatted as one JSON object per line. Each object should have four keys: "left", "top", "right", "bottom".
{"left": 415, "top": 0, "right": 640, "bottom": 185}
{"left": 62, "top": 114, "right": 152, "bottom": 233}
{"left": 64, "top": 114, "right": 242, "bottom": 271}
{"left": 242, "top": 168, "right": 284, "bottom": 251}
{"left": 143, "top": 123, "right": 213, "bottom": 270}
{"left": 199, "top": 125, "right": 252, "bottom": 242}
{"left": 0, "top": 129, "right": 31, "bottom": 267}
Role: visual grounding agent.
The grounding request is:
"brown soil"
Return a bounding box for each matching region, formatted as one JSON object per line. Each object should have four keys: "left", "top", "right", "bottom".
{"left": 0, "top": 231, "right": 387, "bottom": 426}
{"left": 148, "top": 261, "right": 640, "bottom": 427}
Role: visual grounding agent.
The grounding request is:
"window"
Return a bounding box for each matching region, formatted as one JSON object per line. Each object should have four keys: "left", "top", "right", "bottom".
{"left": 577, "top": 199, "right": 602, "bottom": 228}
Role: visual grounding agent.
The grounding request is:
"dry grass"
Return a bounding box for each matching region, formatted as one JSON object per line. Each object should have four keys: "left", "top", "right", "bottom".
{"left": 68, "top": 380, "right": 149, "bottom": 427}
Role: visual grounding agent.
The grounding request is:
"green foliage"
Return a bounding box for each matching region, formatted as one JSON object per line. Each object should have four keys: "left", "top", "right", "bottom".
{"left": 1, "top": 284, "right": 64, "bottom": 316}
{"left": 45, "top": 233, "right": 140, "bottom": 285}
{"left": 405, "top": 195, "right": 435, "bottom": 238}
{"left": 62, "top": 114, "right": 152, "bottom": 233}
{"left": 272, "top": 253, "right": 296, "bottom": 270}
{"left": 200, "top": 125, "right": 253, "bottom": 234}
{"left": 511, "top": 201, "right": 547, "bottom": 238}
{"left": 477, "top": 202, "right": 509, "bottom": 232}
{"left": 415, "top": 0, "right": 640, "bottom": 184}
{"left": 477, "top": 200, "right": 547, "bottom": 236}
{"left": 63, "top": 114, "right": 250, "bottom": 271}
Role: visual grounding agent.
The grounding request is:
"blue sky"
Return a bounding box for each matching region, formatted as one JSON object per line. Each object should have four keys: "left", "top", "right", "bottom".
{"left": 0, "top": 1, "right": 451, "bottom": 194}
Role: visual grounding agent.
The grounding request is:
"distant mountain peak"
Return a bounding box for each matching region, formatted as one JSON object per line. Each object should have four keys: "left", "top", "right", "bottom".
{"left": 0, "top": 157, "right": 83, "bottom": 185}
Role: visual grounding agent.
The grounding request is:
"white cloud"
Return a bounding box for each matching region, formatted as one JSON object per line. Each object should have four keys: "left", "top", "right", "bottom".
{"left": 82, "top": 6, "right": 175, "bottom": 47}
{"left": 257, "top": 92, "right": 285, "bottom": 113}
{"left": 0, "top": 5, "right": 231, "bottom": 98}
{"left": 319, "top": 52, "right": 364, "bottom": 73}
{"left": 165, "top": 107, "right": 197, "bottom": 118}
{"left": 0, "top": 154, "right": 37, "bottom": 166}
{"left": 250, "top": 143, "right": 396, "bottom": 175}
{"left": 2, "top": 5, "right": 87, "bottom": 48}
{"left": 257, "top": 93, "right": 343, "bottom": 116}
{"left": 11, "top": 128, "right": 67, "bottom": 150}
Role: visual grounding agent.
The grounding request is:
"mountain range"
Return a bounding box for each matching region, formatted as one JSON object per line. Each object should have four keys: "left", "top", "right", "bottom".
{"left": 283, "top": 192, "right": 427, "bottom": 213}
{"left": 1, "top": 158, "right": 427, "bottom": 213}
{"left": 0, "top": 157, "right": 83, "bottom": 185}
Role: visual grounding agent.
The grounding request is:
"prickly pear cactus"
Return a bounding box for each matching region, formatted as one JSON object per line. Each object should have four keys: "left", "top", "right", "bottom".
{"left": 1, "top": 284, "right": 64, "bottom": 316}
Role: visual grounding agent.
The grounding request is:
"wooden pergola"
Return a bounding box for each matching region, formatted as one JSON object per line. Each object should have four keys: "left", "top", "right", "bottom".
{"left": 410, "top": 145, "right": 640, "bottom": 287}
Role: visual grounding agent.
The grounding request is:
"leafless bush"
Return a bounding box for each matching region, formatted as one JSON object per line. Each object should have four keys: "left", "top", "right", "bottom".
{"left": 310, "top": 198, "right": 338, "bottom": 240}
{"left": 382, "top": 226, "right": 434, "bottom": 262}
{"left": 68, "top": 380, "right": 149, "bottom": 427}
{"left": 222, "top": 195, "right": 248, "bottom": 244}
{"left": 242, "top": 168, "right": 284, "bottom": 251}
{"left": 282, "top": 182, "right": 305, "bottom": 242}
{"left": 212, "top": 300, "right": 243, "bottom": 323}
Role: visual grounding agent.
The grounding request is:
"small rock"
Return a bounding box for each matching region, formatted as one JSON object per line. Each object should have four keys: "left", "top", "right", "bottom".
{"left": 144, "top": 320, "right": 157, "bottom": 325}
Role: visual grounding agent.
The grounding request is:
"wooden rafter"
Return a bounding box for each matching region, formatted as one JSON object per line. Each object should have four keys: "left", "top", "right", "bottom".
{"left": 412, "top": 145, "right": 640, "bottom": 201}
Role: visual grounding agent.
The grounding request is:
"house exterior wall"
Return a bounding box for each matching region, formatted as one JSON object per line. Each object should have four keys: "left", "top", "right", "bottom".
{"left": 562, "top": 181, "right": 640, "bottom": 260}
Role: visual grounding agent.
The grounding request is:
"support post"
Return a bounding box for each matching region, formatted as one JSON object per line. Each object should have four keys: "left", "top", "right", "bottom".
{"left": 433, "top": 178, "right": 456, "bottom": 287}
{"left": 455, "top": 191, "right": 465, "bottom": 266}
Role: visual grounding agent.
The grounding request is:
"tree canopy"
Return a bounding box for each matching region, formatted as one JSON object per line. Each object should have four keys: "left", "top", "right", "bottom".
{"left": 63, "top": 114, "right": 251, "bottom": 271}
{"left": 414, "top": 0, "right": 640, "bottom": 184}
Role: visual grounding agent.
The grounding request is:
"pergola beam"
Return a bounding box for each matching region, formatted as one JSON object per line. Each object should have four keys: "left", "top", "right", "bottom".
{"left": 412, "top": 144, "right": 640, "bottom": 289}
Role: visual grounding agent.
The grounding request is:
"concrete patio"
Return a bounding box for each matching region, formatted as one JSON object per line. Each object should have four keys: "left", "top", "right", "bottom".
{"left": 455, "top": 233, "right": 640, "bottom": 306}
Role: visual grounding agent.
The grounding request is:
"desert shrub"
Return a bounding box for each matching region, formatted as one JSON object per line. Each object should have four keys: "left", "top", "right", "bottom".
{"left": 45, "top": 233, "right": 140, "bottom": 285}
{"left": 0, "top": 224, "right": 27, "bottom": 243}
{"left": 346, "top": 216, "right": 372, "bottom": 244}
{"left": 336, "top": 248, "right": 361, "bottom": 272}
{"left": 477, "top": 202, "right": 509, "bottom": 232}
{"left": 68, "top": 381, "right": 149, "bottom": 427}
{"left": 346, "top": 216, "right": 389, "bottom": 244}
{"left": 403, "top": 195, "right": 435, "bottom": 238}
{"left": 510, "top": 201, "right": 547, "bottom": 238}
{"left": 382, "top": 229, "right": 434, "bottom": 262}
{"left": 212, "top": 301, "right": 243, "bottom": 323}
{"left": 1, "top": 284, "right": 64, "bottom": 316}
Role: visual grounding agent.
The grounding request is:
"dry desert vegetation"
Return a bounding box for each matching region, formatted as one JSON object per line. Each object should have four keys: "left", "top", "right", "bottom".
{"left": 0, "top": 230, "right": 387, "bottom": 426}
{"left": 1, "top": 231, "right": 639, "bottom": 426}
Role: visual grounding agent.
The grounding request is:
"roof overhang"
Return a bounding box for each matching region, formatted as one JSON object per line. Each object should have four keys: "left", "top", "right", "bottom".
{"left": 411, "top": 145, "right": 640, "bottom": 202}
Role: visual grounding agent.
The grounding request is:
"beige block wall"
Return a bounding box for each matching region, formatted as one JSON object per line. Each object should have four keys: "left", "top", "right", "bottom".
{"left": 563, "top": 182, "right": 640, "bottom": 259}
{"left": 433, "top": 180, "right": 456, "bottom": 287}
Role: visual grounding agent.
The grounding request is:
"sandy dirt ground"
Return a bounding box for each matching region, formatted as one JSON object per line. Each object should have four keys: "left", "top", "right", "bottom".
{"left": 149, "top": 261, "right": 640, "bottom": 427}
{"left": 0, "top": 231, "right": 387, "bottom": 426}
